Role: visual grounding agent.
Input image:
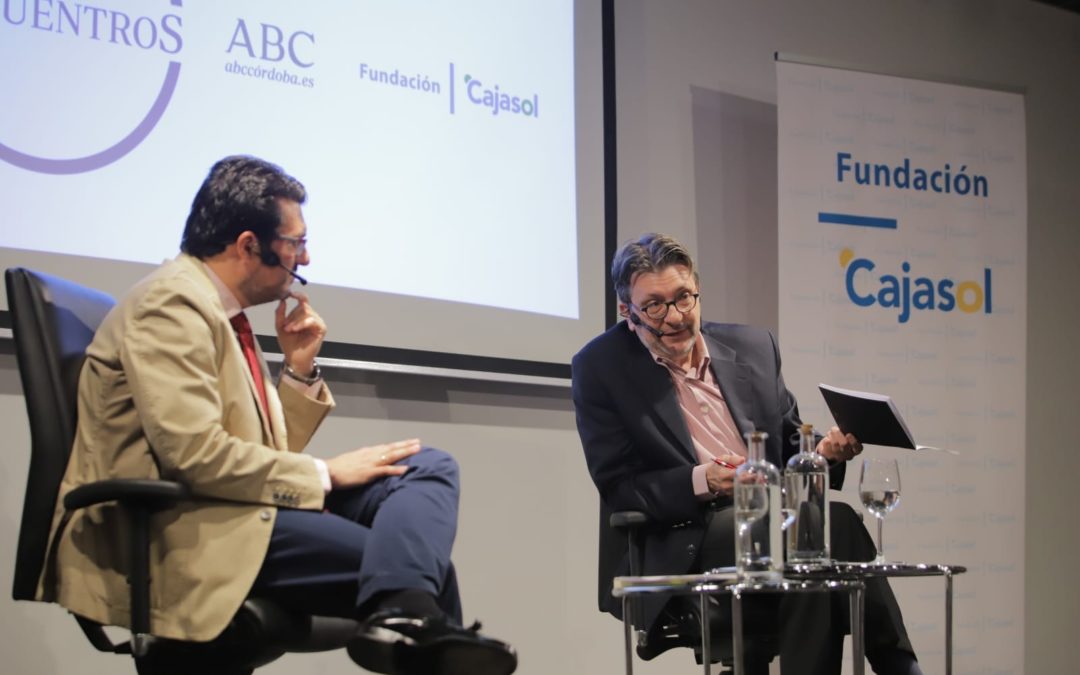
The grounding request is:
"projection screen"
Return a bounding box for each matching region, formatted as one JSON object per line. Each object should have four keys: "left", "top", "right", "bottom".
{"left": 0, "top": 0, "right": 606, "bottom": 380}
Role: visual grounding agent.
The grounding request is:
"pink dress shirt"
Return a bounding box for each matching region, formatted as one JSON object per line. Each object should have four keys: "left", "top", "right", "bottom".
{"left": 651, "top": 333, "right": 747, "bottom": 500}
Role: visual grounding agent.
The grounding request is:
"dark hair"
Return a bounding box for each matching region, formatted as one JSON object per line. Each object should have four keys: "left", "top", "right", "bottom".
{"left": 611, "top": 233, "right": 698, "bottom": 305}
{"left": 180, "top": 155, "right": 306, "bottom": 259}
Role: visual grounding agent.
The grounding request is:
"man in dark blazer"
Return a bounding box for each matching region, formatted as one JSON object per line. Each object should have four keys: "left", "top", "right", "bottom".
{"left": 572, "top": 233, "right": 920, "bottom": 675}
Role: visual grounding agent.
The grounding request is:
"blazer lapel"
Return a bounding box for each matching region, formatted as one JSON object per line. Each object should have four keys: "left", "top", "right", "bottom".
{"left": 179, "top": 255, "right": 283, "bottom": 449}
{"left": 622, "top": 329, "right": 698, "bottom": 464}
{"left": 254, "top": 343, "right": 288, "bottom": 451}
{"left": 704, "top": 333, "right": 756, "bottom": 440}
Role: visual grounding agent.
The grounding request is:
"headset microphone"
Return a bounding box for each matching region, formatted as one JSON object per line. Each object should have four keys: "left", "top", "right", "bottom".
{"left": 278, "top": 263, "right": 308, "bottom": 286}
{"left": 251, "top": 243, "right": 309, "bottom": 285}
{"left": 628, "top": 311, "right": 666, "bottom": 338}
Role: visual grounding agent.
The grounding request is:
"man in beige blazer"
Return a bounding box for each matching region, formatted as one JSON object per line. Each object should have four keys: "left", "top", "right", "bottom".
{"left": 40, "top": 155, "right": 516, "bottom": 675}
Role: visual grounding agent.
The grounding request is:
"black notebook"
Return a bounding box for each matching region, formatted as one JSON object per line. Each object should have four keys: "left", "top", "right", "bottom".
{"left": 818, "top": 384, "right": 953, "bottom": 453}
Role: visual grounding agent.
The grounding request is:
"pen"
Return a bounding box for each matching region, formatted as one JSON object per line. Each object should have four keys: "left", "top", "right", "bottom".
{"left": 712, "top": 457, "right": 738, "bottom": 470}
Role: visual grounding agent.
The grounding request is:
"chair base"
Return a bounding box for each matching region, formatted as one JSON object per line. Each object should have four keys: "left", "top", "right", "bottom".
{"left": 129, "top": 598, "right": 362, "bottom": 674}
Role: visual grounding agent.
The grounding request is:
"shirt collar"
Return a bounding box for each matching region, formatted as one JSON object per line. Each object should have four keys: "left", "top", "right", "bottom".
{"left": 199, "top": 261, "right": 244, "bottom": 319}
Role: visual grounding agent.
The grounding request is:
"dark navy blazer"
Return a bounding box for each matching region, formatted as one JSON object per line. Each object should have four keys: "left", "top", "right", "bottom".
{"left": 571, "top": 321, "right": 845, "bottom": 628}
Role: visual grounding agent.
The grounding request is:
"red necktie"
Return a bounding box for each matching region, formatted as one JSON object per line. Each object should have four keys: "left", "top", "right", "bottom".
{"left": 230, "top": 312, "right": 270, "bottom": 419}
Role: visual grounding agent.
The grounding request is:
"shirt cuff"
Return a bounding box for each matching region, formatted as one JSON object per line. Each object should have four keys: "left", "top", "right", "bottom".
{"left": 281, "top": 371, "right": 324, "bottom": 399}
{"left": 692, "top": 463, "right": 716, "bottom": 501}
{"left": 311, "top": 457, "right": 332, "bottom": 493}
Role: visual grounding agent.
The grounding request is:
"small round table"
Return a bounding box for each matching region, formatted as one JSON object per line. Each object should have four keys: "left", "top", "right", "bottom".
{"left": 784, "top": 561, "right": 968, "bottom": 675}
{"left": 612, "top": 571, "right": 867, "bottom": 675}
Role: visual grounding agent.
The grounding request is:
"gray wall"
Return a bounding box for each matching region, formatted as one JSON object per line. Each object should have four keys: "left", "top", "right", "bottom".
{"left": 2, "top": 1, "right": 1078, "bottom": 673}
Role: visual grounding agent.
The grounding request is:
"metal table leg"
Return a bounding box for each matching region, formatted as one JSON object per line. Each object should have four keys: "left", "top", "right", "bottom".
{"left": 622, "top": 595, "right": 633, "bottom": 675}
{"left": 700, "top": 593, "right": 712, "bottom": 675}
{"left": 849, "top": 583, "right": 865, "bottom": 675}
{"left": 945, "top": 571, "right": 954, "bottom": 675}
{"left": 731, "top": 588, "right": 744, "bottom": 675}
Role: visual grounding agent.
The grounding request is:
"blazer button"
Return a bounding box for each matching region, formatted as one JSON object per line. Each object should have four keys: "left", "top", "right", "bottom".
{"left": 687, "top": 543, "right": 696, "bottom": 557}
{"left": 260, "top": 509, "right": 272, "bottom": 521}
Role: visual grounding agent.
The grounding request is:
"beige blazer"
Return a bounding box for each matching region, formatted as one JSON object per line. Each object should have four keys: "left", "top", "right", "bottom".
{"left": 37, "top": 254, "right": 334, "bottom": 641}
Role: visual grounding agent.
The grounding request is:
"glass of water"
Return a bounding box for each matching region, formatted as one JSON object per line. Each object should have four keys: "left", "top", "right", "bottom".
{"left": 859, "top": 457, "right": 901, "bottom": 563}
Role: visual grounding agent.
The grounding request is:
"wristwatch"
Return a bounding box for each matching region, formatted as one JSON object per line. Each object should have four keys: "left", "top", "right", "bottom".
{"left": 282, "top": 361, "right": 321, "bottom": 385}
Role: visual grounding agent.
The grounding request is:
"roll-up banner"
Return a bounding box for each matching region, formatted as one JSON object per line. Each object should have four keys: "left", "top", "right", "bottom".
{"left": 777, "top": 57, "right": 1026, "bottom": 672}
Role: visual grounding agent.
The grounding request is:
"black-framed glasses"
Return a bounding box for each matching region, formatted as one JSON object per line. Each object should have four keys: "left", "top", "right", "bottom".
{"left": 635, "top": 291, "right": 700, "bottom": 320}
{"left": 275, "top": 234, "right": 307, "bottom": 257}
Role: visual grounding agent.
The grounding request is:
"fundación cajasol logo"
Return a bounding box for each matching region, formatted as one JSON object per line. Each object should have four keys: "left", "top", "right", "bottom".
{"left": 0, "top": 0, "right": 184, "bottom": 175}
{"left": 462, "top": 72, "right": 539, "bottom": 118}
{"left": 357, "top": 61, "right": 542, "bottom": 122}
{"left": 823, "top": 151, "right": 995, "bottom": 324}
{"left": 838, "top": 249, "right": 992, "bottom": 325}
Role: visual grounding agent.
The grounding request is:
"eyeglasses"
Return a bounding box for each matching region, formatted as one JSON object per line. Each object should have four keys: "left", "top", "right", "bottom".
{"left": 275, "top": 234, "right": 307, "bottom": 257}
{"left": 634, "top": 291, "right": 700, "bottom": 320}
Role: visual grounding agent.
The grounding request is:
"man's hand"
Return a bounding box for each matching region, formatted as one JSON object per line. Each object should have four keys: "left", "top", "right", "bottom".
{"left": 705, "top": 454, "right": 746, "bottom": 496}
{"left": 815, "top": 426, "right": 863, "bottom": 463}
{"left": 276, "top": 291, "right": 326, "bottom": 377}
{"left": 325, "top": 438, "right": 423, "bottom": 489}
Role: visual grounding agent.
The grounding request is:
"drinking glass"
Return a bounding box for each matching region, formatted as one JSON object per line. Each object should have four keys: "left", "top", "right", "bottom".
{"left": 859, "top": 458, "right": 901, "bottom": 563}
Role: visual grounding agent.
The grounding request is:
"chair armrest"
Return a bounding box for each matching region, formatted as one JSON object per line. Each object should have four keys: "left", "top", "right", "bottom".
{"left": 610, "top": 510, "right": 652, "bottom": 529}
{"left": 64, "top": 479, "right": 189, "bottom": 511}
{"left": 609, "top": 510, "right": 655, "bottom": 581}
{"left": 62, "top": 478, "right": 189, "bottom": 656}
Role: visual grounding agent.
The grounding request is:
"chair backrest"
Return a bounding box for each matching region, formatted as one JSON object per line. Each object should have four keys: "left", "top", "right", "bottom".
{"left": 6, "top": 268, "right": 115, "bottom": 601}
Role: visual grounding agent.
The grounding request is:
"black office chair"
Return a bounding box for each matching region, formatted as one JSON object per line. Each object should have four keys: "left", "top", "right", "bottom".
{"left": 6, "top": 267, "right": 363, "bottom": 675}
{"left": 608, "top": 509, "right": 780, "bottom": 672}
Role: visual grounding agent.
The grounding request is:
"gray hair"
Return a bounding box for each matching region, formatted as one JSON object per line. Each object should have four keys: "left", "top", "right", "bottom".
{"left": 611, "top": 233, "right": 698, "bottom": 305}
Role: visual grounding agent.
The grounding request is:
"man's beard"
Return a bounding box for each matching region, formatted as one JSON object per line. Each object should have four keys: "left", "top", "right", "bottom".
{"left": 239, "top": 274, "right": 290, "bottom": 307}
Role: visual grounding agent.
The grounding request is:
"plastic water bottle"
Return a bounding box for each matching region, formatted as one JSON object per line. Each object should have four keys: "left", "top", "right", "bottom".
{"left": 784, "top": 423, "right": 831, "bottom": 563}
{"left": 734, "top": 430, "right": 782, "bottom": 582}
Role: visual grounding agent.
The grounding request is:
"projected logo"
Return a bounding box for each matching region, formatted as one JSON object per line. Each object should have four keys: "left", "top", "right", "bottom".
{"left": 224, "top": 17, "right": 315, "bottom": 89}
{"left": 356, "top": 61, "right": 540, "bottom": 121}
{"left": 0, "top": 0, "right": 184, "bottom": 175}
{"left": 444, "top": 63, "right": 539, "bottom": 120}
{"left": 839, "top": 248, "right": 992, "bottom": 324}
{"left": 461, "top": 72, "right": 538, "bottom": 118}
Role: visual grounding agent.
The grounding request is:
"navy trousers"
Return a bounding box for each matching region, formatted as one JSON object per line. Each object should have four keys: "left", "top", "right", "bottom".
{"left": 250, "top": 447, "right": 463, "bottom": 623}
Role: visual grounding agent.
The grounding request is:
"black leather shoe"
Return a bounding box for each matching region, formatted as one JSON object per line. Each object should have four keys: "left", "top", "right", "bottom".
{"left": 635, "top": 596, "right": 778, "bottom": 667}
{"left": 347, "top": 610, "right": 517, "bottom": 675}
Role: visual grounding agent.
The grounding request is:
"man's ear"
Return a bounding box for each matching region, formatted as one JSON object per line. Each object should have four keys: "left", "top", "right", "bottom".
{"left": 236, "top": 231, "right": 259, "bottom": 257}
{"left": 618, "top": 303, "right": 634, "bottom": 331}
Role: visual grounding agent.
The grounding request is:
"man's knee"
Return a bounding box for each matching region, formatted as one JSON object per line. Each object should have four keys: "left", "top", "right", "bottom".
{"left": 829, "top": 500, "right": 875, "bottom": 561}
{"left": 700, "top": 505, "right": 736, "bottom": 570}
{"left": 407, "top": 447, "right": 460, "bottom": 485}
{"left": 830, "top": 500, "right": 862, "bottom": 527}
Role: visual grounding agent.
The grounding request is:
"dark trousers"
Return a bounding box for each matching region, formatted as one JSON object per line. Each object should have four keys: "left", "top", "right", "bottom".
{"left": 699, "top": 501, "right": 914, "bottom": 675}
{"left": 249, "top": 447, "right": 463, "bottom": 623}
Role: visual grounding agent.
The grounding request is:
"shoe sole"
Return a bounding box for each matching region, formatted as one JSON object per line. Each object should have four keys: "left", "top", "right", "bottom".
{"left": 346, "top": 630, "right": 399, "bottom": 674}
{"left": 348, "top": 632, "right": 517, "bottom": 675}
{"left": 401, "top": 636, "right": 517, "bottom": 675}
